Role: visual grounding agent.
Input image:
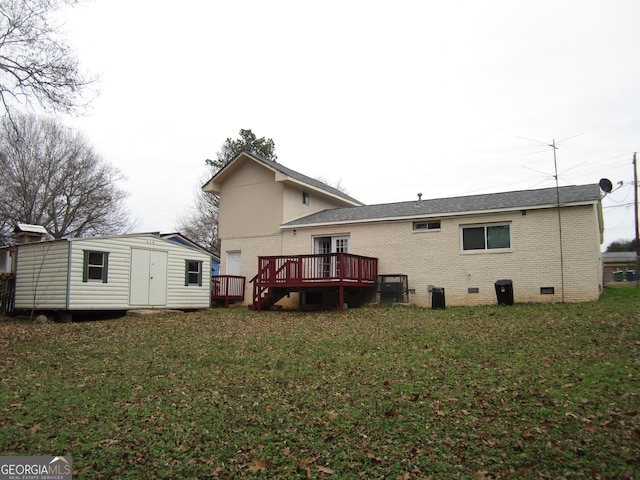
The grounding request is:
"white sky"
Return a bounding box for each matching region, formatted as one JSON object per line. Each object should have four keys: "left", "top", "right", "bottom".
{"left": 59, "top": 0, "right": 639, "bottom": 249}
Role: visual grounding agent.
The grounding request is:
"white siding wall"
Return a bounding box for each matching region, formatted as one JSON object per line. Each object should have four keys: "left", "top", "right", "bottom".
{"left": 14, "top": 241, "right": 69, "bottom": 310}
{"left": 67, "top": 235, "right": 211, "bottom": 310}
{"left": 67, "top": 237, "right": 130, "bottom": 309}
{"left": 14, "top": 235, "right": 211, "bottom": 311}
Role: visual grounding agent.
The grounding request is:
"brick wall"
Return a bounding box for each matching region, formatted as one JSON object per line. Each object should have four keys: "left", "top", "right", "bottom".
{"left": 282, "top": 204, "right": 602, "bottom": 306}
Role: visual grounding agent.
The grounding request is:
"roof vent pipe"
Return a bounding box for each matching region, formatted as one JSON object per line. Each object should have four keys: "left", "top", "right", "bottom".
{"left": 417, "top": 192, "right": 422, "bottom": 202}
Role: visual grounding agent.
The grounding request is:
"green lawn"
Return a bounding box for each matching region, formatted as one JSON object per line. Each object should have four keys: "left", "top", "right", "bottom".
{"left": 1, "top": 286, "right": 639, "bottom": 479}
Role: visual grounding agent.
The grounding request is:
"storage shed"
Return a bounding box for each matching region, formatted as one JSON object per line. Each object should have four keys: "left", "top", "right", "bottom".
{"left": 12, "top": 233, "right": 212, "bottom": 313}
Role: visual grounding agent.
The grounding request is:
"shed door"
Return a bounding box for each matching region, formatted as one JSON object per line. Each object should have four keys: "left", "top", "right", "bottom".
{"left": 130, "top": 249, "right": 168, "bottom": 306}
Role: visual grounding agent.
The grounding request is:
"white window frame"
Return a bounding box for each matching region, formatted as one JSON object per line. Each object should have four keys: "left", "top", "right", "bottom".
{"left": 460, "top": 223, "right": 511, "bottom": 252}
{"left": 413, "top": 220, "right": 441, "bottom": 232}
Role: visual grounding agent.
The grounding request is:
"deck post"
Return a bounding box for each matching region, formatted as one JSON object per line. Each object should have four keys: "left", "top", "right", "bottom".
{"left": 339, "top": 286, "right": 344, "bottom": 311}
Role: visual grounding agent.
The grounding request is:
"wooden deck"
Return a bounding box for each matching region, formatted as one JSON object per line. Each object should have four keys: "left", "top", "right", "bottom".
{"left": 251, "top": 253, "right": 378, "bottom": 311}
{"left": 211, "top": 275, "right": 246, "bottom": 307}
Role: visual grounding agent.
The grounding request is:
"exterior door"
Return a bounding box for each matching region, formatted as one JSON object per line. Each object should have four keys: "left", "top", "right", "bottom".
{"left": 314, "top": 238, "right": 331, "bottom": 278}
{"left": 314, "top": 236, "right": 349, "bottom": 278}
{"left": 331, "top": 236, "right": 349, "bottom": 277}
{"left": 332, "top": 236, "right": 349, "bottom": 253}
{"left": 130, "top": 249, "right": 168, "bottom": 306}
{"left": 227, "top": 251, "right": 241, "bottom": 276}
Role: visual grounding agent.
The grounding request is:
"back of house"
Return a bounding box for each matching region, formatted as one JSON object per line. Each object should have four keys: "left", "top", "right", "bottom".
{"left": 204, "top": 151, "right": 605, "bottom": 309}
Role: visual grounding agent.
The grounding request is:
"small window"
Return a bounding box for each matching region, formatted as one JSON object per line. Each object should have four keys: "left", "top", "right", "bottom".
{"left": 462, "top": 224, "right": 511, "bottom": 251}
{"left": 302, "top": 191, "right": 310, "bottom": 205}
{"left": 413, "top": 220, "right": 441, "bottom": 231}
{"left": 185, "top": 260, "right": 203, "bottom": 286}
{"left": 83, "top": 250, "right": 109, "bottom": 283}
{"left": 468, "top": 287, "right": 480, "bottom": 294}
{"left": 540, "top": 287, "right": 555, "bottom": 295}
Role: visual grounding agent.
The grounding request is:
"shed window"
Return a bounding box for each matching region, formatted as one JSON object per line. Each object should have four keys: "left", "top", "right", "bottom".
{"left": 83, "top": 250, "right": 109, "bottom": 283}
{"left": 185, "top": 260, "right": 203, "bottom": 286}
{"left": 462, "top": 224, "right": 511, "bottom": 251}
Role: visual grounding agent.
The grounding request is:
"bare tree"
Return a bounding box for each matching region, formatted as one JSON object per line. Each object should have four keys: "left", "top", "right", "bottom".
{"left": 0, "top": 0, "right": 96, "bottom": 117}
{"left": 176, "top": 175, "right": 220, "bottom": 256}
{"left": 0, "top": 113, "right": 135, "bottom": 243}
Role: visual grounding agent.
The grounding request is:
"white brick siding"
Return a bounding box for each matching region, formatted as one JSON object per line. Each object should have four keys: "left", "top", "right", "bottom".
{"left": 281, "top": 204, "right": 602, "bottom": 307}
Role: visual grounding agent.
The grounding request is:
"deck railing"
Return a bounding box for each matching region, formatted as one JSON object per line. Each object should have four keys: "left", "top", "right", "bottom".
{"left": 211, "top": 275, "right": 246, "bottom": 307}
{"left": 253, "top": 253, "right": 378, "bottom": 286}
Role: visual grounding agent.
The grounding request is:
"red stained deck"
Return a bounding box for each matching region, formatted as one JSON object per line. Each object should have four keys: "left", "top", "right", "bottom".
{"left": 211, "top": 275, "right": 246, "bottom": 307}
{"left": 251, "top": 253, "right": 378, "bottom": 311}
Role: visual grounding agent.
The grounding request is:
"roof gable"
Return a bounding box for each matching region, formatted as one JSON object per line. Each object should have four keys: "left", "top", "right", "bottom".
{"left": 202, "top": 152, "right": 363, "bottom": 206}
{"left": 282, "top": 184, "right": 602, "bottom": 228}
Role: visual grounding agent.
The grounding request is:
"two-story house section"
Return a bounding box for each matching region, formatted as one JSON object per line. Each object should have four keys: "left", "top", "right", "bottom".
{"left": 202, "top": 152, "right": 363, "bottom": 305}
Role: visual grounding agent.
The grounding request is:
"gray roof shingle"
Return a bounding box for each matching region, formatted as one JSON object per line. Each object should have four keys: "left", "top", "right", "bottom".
{"left": 211, "top": 152, "right": 363, "bottom": 206}
{"left": 251, "top": 154, "right": 363, "bottom": 205}
{"left": 283, "top": 184, "right": 602, "bottom": 227}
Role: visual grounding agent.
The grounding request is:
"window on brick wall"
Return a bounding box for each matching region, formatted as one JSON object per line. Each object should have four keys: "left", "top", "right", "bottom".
{"left": 413, "top": 220, "right": 441, "bottom": 231}
{"left": 461, "top": 223, "right": 511, "bottom": 251}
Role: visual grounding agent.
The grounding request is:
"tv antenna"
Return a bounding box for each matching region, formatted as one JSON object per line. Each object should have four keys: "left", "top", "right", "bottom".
{"left": 517, "top": 134, "right": 583, "bottom": 303}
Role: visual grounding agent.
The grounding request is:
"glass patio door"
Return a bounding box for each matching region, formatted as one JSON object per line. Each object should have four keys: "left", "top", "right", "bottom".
{"left": 314, "top": 236, "right": 349, "bottom": 278}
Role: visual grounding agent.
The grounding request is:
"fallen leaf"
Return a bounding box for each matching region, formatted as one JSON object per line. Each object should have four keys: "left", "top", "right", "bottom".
{"left": 248, "top": 459, "right": 269, "bottom": 473}
{"left": 367, "top": 452, "right": 382, "bottom": 463}
{"left": 317, "top": 465, "right": 335, "bottom": 474}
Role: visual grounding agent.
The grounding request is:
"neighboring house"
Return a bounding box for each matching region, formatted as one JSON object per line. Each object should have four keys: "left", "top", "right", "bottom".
{"left": 0, "top": 246, "right": 15, "bottom": 275}
{"left": 11, "top": 233, "right": 212, "bottom": 316}
{"left": 602, "top": 251, "right": 638, "bottom": 283}
{"left": 203, "top": 152, "right": 605, "bottom": 308}
{"left": 14, "top": 223, "right": 50, "bottom": 244}
{"left": 1, "top": 224, "right": 50, "bottom": 274}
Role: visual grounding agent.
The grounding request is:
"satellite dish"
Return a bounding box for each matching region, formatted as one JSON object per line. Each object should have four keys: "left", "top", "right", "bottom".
{"left": 599, "top": 178, "right": 613, "bottom": 193}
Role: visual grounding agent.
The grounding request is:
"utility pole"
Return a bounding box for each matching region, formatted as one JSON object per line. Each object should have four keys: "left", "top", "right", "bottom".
{"left": 634, "top": 152, "right": 639, "bottom": 288}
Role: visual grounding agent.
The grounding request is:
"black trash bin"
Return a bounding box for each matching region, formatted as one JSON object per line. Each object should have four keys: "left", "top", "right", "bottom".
{"left": 495, "top": 279, "right": 514, "bottom": 305}
{"left": 431, "top": 287, "right": 445, "bottom": 310}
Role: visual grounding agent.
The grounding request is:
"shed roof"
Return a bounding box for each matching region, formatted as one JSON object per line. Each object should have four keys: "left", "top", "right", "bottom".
{"left": 282, "top": 184, "right": 602, "bottom": 228}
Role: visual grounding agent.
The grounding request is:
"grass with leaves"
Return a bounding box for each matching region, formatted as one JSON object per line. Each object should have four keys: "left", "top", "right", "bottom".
{"left": 1, "top": 285, "right": 639, "bottom": 479}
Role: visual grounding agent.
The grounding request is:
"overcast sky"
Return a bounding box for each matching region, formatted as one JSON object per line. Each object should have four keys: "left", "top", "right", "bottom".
{"left": 59, "top": 1, "right": 639, "bottom": 249}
